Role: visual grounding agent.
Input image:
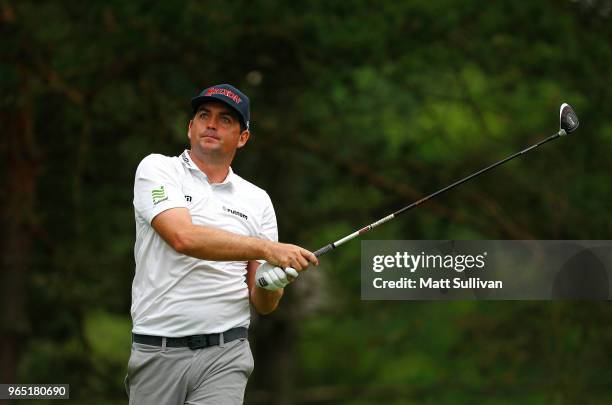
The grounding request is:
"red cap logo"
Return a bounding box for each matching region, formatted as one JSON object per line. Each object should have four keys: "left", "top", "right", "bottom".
{"left": 204, "top": 87, "right": 242, "bottom": 104}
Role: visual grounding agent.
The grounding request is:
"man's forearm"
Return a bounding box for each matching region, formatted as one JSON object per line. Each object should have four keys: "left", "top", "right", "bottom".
{"left": 152, "top": 208, "right": 316, "bottom": 269}
{"left": 251, "top": 285, "right": 283, "bottom": 315}
{"left": 174, "top": 224, "right": 271, "bottom": 261}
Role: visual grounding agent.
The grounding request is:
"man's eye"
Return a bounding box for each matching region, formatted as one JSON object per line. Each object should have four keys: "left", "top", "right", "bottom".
{"left": 221, "top": 117, "right": 231, "bottom": 124}
{"left": 199, "top": 112, "right": 207, "bottom": 119}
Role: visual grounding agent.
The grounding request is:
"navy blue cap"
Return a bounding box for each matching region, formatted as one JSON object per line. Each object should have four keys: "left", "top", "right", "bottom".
{"left": 191, "top": 84, "right": 250, "bottom": 130}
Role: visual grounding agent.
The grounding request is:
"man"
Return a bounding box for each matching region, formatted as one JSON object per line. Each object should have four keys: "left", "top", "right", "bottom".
{"left": 126, "top": 84, "right": 318, "bottom": 404}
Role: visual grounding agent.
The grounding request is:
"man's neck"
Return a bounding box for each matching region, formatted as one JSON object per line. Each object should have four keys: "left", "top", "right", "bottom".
{"left": 188, "top": 150, "right": 232, "bottom": 184}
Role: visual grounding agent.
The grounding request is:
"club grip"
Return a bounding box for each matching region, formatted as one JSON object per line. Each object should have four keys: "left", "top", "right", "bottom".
{"left": 314, "top": 244, "right": 334, "bottom": 257}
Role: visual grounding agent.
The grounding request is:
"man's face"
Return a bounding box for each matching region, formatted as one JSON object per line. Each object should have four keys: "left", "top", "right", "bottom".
{"left": 188, "top": 101, "right": 249, "bottom": 159}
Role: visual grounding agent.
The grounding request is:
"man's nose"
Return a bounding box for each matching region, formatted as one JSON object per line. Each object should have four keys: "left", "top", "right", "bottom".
{"left": 205, "top": 115, "right": 219, "bottom": 129}
{"left": 206, "top": 118, "right": 217, "bottom": 129}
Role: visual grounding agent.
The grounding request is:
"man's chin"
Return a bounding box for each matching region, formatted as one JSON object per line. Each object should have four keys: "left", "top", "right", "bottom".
{"left": 195, "top": 144, "right": 224, "bottom": 156}
{"left": 199, "top": 140, "right": 221, "bottom": 150}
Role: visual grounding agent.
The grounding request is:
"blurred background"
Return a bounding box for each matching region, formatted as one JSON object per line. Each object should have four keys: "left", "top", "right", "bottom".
{"left": 2, "top": 0, "right": 612, "bottom": 403}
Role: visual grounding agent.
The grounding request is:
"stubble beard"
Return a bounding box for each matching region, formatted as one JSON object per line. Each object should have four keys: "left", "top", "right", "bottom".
{"left": 191, "top": 137, "right": 236, "bottom": 167}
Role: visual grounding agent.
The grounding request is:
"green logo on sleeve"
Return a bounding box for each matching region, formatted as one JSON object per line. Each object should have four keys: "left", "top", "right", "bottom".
{"left": 152, "top": 186, "right": 168, "bottom": 205}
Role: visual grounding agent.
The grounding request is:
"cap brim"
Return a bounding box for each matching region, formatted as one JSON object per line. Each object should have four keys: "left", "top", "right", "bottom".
{"left": 190, "top": 95, "right": 247, "bottom": 129}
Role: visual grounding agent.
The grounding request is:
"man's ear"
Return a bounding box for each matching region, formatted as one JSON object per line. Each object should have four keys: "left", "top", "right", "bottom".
{"left": 237, "top": 129, "right": 250, "bottom": 148}
{"left": 187, "top": 119, "right": 193, "bottom": 139}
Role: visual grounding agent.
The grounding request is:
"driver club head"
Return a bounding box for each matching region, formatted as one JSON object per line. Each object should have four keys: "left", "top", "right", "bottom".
{"left": 559, "top": 103, "right": 579, "bottom": 134}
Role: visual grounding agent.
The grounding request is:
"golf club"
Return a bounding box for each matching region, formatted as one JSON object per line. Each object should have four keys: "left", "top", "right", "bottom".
{"left": 313, "top": 103, "right": 579, "bottom": 257}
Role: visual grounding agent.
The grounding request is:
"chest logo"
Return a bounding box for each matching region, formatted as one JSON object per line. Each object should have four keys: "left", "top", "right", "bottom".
{"left": 223, "top": 206, "right": 248, "bottom": 221}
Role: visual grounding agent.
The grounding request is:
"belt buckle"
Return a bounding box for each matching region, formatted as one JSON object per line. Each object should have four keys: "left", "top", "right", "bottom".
{"left": 187, "top": 335, "right": 208, "bottom": 350}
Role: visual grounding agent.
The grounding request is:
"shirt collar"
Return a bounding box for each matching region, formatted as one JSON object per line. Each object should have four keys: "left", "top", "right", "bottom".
{"left": 180, "top": 150, "right": 235, "bottom": 186}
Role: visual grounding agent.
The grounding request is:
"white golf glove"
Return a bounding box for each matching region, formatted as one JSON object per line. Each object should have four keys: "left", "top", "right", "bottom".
{"left": 255, "top": 262, "right": 299, "bottom": 291}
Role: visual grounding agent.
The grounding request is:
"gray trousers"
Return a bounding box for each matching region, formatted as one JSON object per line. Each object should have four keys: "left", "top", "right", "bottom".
{"left": 125, "top": 337, "right": 254, "bottom": 404}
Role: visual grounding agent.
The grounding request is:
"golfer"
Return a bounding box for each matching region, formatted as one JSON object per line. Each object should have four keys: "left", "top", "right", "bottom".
{"left": 125, "top": 84, "right": 318, "bottom": 404}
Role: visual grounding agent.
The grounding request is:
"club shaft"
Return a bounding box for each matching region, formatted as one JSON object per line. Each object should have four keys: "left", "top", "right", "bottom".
{"left": 313, "top": 131, "right": 562, "bottom": 257}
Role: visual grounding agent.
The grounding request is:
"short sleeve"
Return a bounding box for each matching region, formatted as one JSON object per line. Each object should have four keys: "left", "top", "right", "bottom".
{"left": 257, "top": 193, "right": 278, "bottom": 242}
{"left": 133, "top": 154, "right": 187, "bottom": 224}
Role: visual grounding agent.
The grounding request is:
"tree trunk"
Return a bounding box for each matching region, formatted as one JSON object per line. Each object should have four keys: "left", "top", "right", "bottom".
{"left": 1, "top": 84, "right": 37, "bottom": 386}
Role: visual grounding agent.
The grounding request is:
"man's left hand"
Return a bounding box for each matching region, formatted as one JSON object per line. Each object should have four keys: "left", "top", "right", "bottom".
{"left": 255, "top": 262, "right": 299, "bottom": 291}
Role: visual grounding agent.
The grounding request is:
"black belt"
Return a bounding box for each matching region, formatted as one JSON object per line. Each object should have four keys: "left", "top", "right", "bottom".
{"left": 132, "top": 327, "right": 248, "bottom": 350}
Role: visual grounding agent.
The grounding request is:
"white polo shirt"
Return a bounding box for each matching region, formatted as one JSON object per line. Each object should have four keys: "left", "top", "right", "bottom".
{"left": 131, "top": 150, "right": 278, "bottom": 336}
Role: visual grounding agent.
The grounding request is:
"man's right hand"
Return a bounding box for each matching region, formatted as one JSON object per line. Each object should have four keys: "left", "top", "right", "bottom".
{"left": 263, "top": 242, "right": 319, "bottom": 271}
